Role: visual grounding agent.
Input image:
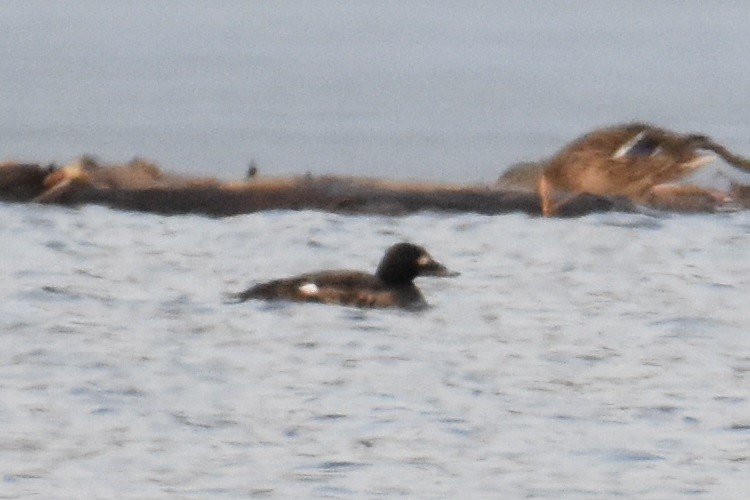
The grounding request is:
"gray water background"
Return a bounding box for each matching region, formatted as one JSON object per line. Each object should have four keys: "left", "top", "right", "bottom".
{"left": 2, "top": 1, "right": 750, "bottom": 182}
{"left": 1, "top": 2, "right": 750, "bottom": 498}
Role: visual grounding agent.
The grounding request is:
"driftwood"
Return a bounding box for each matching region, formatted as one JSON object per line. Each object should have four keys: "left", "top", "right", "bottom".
{"left": 0, "top": 159, "right": 639, "bottom": 217}
{"left": 3, "top": 156, "right": 748, "bottom": 218}
{"left": 0, "top": 162, "right": 49, "bottom": 202}
{"left": 4, "top": 123, "right": 750, "bottom": 218}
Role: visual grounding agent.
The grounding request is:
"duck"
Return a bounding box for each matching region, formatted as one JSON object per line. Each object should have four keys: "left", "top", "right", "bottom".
{"left": 536, "top": 122, "right": 750, "bottom": 216}
{"left": 229, "top": 242, "right": 456, "bottom": 309}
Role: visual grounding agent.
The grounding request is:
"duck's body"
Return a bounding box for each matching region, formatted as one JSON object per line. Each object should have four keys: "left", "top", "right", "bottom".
{"left": 235, "top": 270, "right": 428, "bottom": 308}
{"left": 536, "top": 123, "right": 746, "bottom": 215}
{"left": 231, "top": 242, "right": 454, "bottom": 310}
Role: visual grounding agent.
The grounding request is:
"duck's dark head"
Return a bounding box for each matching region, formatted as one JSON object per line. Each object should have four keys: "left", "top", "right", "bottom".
{"left": 375, "top": 242, "right": 456, "bottom": 285}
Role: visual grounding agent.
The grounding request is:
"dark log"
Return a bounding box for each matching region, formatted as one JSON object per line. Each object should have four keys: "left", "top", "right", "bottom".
{"left": 0, "top": 160, "right": 639, "bottom": 218}
{"left": 37, "top": 175, "right": 547, "bottom": 216}
{"left": 0, "top": 162, "right": 48, "bottom": 201}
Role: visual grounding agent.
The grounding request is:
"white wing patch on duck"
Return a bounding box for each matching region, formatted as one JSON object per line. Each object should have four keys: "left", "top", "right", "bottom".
{"left": 298, "top": 283, "right": 320, "bottom": 297}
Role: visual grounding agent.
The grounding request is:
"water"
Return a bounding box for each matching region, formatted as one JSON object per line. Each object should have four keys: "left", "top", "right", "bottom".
{"left": 1, "top": 204, "right": 749, "bottom": 498}
{"left": 2, "top": 2, "right": 750, "bottom": 498}
{"left": 2, "top": 1, "right": 750, "bottom": 182}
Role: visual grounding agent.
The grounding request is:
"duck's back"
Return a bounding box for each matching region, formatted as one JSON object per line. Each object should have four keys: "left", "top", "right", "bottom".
{"left": 234, "top": 270, "right": 426, "bottom": 309}
{"left": 544, "top": 124, "right": 705, "bottom": 199}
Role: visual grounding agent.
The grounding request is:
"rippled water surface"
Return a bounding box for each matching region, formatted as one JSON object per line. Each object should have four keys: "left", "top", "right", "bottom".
{"left": 1, "top": 204, "right": 749, "bottom": 498}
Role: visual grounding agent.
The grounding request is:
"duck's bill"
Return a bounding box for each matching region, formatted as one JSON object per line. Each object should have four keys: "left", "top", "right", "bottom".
{"left": 419, "top": 259, "right": 460, "bottom": 277}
